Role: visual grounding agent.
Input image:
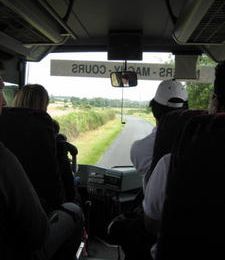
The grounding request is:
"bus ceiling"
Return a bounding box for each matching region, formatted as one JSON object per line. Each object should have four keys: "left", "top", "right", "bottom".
{"left": 0, "top": 0, "right": 225, "bottom": 85}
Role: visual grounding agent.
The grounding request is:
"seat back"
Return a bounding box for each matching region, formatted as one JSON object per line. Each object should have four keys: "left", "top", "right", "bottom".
{"left": 156, "top": 113, "right": 225, "bottom": 259}
{"left": 0, "top": 107, "right": 63, "bottom": 213}
{"left": 145, "top": 109, "right": 207, "bottom": 185}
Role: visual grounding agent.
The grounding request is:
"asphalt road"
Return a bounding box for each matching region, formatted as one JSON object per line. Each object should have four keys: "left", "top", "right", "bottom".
{"left": 96, "top": 115, "right": 154, "bottom": 168}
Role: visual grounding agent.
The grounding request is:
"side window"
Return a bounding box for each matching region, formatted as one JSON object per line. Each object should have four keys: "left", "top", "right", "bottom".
{"left": 4, "top": 85, "right": 18, "bottom": 106}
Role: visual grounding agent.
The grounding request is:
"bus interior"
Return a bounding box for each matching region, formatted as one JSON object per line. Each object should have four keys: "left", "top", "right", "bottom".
{"left": 1, "top": 0, "right": 225, "bottom": 259}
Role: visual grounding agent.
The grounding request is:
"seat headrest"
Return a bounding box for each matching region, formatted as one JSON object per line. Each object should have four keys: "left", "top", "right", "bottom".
{"left": 0, "top": 107, "right": 60, "bottom": 212}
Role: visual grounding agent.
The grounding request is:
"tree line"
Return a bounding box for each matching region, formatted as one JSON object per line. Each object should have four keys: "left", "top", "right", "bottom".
{"left": 50, "top": 96, "right": 148, "bottom": 108}
{"left": 50, "top": 55, "right": 216, "bottom": 110}
{"left": 186, "top": 55, "right": 215, "bottom": 109}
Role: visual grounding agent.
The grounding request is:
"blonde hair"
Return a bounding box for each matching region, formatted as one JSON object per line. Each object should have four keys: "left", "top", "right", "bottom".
{"left": 13, "top": 84, "right": 49, "bottom": 112}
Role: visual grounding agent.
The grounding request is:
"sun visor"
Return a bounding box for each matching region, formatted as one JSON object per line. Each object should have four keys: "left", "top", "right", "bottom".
{"left": 203, "top": 45, "right": 225, "bottom": 62}
{"left": 174, "top": 55, "right": 198, "bottom": 80}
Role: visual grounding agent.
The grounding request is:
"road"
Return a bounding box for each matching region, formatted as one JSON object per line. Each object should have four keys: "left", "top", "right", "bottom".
{"left": 96, "top": 115, "right": 154, "bottom": 168}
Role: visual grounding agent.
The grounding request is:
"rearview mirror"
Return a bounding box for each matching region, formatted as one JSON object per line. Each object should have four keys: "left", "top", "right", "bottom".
{"left": 110, "top": 71, "right": 137, "bottom": 87}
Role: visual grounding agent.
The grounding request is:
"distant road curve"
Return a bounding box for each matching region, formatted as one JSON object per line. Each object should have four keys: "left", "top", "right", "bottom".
{"left": 97, "top": 115, "right": 154, "bottom": 168}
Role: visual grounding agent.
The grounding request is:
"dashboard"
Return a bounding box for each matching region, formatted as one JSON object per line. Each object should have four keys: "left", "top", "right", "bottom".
{"left": 77, "top": 164, "right": 143, "bottom": 193}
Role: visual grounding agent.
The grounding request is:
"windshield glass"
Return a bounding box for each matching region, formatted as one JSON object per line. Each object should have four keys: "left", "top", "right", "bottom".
{"left": 26, "top": 52, "right": 173, "bottom": 168}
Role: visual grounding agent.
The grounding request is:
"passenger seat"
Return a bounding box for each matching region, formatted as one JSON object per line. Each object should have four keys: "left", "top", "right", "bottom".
{"left": 0, "top": 107, "right": 64, "bottom": 213}
{"left": 156, "top": 113, "right": 225, "bottom": 259}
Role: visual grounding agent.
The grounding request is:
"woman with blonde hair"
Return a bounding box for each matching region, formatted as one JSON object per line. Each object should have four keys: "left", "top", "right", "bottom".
{"left": 13, "top": 83, "right": 79, "bottom": 204}
{"left": 13, "top": 84, "right": 49, "bottom": 111}
{"left": 0, "top": 78, "right": 83, "bottom": 260}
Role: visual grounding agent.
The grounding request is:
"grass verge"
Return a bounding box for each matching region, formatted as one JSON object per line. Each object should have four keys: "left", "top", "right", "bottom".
{"left": 72, "top": 118, "right": 123, "bottom": 165}
{"left": 129, "top": 111, "right": 156, "bottom": 126}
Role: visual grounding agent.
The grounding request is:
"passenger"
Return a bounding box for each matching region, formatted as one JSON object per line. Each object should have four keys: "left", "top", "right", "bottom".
{"left": 143, "top": 110, "right": 206, "bottom": 258}
{"left": 108, "top": 80, "right": 188, "bottom": 260}
{"left": 11, "top": 84, "right": 64, "bottom": 212}
{"left": 52, "top": 119, "right": 78, "bottom": 174}
{"left": 0, "top": 76, "right": 83, "bottom": 260}
{"left": 52, "top": 119, "right": 81, "bottom": 204}
{"left": 130, "top": 79, "right": 188, "bottom": 190}
{"left": 13, "top": 84, "right": 78, "bottom": 208}
{"left": 145, "top": 62, "right": 225, "bottom": 258}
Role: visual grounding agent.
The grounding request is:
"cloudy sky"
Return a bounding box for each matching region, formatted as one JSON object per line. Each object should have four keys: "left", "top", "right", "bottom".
{"left": 26, "top": 52, "right": 172, "bottom": 101}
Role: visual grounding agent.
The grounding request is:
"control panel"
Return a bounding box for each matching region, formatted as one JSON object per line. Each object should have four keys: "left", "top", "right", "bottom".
{"left": 77, "top": 164, "right": 143, "bottom": 193}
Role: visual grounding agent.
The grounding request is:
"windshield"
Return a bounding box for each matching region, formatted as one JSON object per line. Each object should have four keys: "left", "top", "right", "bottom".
{"left": 25, "top": 52, "right": 175, "bottom": 168}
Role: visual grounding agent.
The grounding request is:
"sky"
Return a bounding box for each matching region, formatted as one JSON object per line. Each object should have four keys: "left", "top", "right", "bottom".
{"left": 26, "top": 52, "right": 172, "bottom": 102}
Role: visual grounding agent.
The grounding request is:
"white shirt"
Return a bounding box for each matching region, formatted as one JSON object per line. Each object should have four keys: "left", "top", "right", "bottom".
{"left": 130, "top": 127, "right": 157, "bottom": 188}
{"left": 143, "top": 153, "right": 171, "bottom": 221}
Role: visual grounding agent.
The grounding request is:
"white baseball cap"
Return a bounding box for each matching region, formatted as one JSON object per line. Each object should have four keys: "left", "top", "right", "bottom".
{"left": 151, "top": 79, "right": 188, "bottom": 108}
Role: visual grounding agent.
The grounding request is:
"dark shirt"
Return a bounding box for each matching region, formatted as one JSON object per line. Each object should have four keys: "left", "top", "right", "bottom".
{"left": 0, "top": 108, "right": 64, "bottom": 214}
{"left": 0, "top": 142, "right": 49, "bottom": 260}
{"left": 56, "top": 135, "right": 77, "bottom": 202}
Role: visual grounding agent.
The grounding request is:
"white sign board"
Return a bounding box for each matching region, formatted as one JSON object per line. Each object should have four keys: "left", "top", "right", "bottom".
{"left": 50, "top": 60, "right": 215, "bottom": 84}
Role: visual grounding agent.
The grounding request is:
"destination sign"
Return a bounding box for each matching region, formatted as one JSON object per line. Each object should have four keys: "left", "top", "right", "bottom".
{"left": 50, "top": 60, "right": 215, "bottom": 84}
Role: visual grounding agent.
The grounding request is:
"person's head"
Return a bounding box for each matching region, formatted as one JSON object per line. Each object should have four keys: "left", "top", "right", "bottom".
{"left": 0, "top": 76, "right": 7, "bottom": 114}
{"left": 13, "top": 84, "right": 49, "bottom": 112}
{"left": 149, "top": 79, "right": 188, "bottom": 123}
{"left": 209, "top": 61, "right": 225, "bottom": 114}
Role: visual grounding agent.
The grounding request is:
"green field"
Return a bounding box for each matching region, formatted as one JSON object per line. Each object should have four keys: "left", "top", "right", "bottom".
{"left": 53, "top": 107, "right": 115, "bottom": 140}
{"left": 74, "top": 119, "right": 123, "bottom": 164}
{"left": 50, "top": 105, "right": 153, "bottom": 164}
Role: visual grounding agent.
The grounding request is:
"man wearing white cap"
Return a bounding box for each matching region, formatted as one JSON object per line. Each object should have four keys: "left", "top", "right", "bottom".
{"left": 130, "top": 79, "right": 188, "bottom": 190}
{"left": 0, "top": 76, "right": 83, "bottom": 260}
{"left": 108, "top": 79, "right": 188, "bottom": 260}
